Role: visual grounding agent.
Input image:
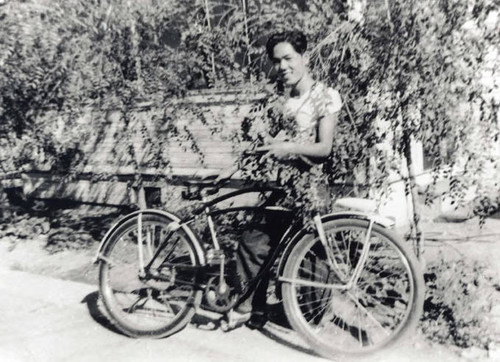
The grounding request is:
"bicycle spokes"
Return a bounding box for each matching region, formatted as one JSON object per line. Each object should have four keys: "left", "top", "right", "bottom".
{"left": 282, "top": 220, "right": 421, "bottom": 356}
{"left": 99, "top": 214, "right": 201, "bottom": 337}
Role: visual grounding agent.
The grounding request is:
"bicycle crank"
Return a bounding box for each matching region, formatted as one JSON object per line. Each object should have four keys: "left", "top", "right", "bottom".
{"left": 203, "top": 276, "right": 238, "bottom": 313}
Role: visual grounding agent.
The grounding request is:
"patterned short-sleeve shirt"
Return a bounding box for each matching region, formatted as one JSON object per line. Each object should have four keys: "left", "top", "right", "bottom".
{"left": 283, "top": 82, "right": 343, "bottom": 143}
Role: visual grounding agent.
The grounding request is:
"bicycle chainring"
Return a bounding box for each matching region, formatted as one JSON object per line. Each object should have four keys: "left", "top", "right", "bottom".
{"left": 203, "top": 276, "right": 239, "bottom": 313}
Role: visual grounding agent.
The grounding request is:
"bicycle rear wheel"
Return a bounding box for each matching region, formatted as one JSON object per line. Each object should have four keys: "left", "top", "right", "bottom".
{"left": 281, "top": 219, "right": 424, "bottom": 358}
{"left": 99, "top": 213, "right": 202, "bottom": 338}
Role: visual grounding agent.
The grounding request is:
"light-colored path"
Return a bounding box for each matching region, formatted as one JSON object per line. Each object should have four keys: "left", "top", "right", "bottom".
{"left": 0, "top": 268, "right": 464, "bottom": 362}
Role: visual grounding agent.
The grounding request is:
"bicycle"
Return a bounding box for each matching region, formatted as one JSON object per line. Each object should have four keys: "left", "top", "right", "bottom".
{"left": 94, "top": 175, "right": 424, "bottom": 359}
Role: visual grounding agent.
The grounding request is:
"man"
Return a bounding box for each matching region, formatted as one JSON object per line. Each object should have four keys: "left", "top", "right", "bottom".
{"left": 221, "top": 30, "right": 343, "bottom": 329}
{"left": 256, "top": 31, "right": 342, "bottom": 163}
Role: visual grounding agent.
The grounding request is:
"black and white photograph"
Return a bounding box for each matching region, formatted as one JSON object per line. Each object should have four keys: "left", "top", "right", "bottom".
{"left": 0, "top": 0, "right": 499, "bottom": 361}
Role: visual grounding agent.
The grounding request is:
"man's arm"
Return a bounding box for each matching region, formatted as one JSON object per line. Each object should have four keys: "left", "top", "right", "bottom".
{"left": 254, "top": 112, "right": 338, "bottom": 160}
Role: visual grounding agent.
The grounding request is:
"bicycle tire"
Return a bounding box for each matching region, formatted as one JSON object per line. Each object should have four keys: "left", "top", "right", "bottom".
{"left": 99, "top": 213, "right": 202, "bottom": 338}
{"left": 281, "top": 218, "right": 424, "bottom": 358}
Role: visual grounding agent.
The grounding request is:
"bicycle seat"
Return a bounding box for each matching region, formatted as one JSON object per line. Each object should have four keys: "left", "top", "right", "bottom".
{"left": 334, "top": 198, "right": 377, "bottom": 213}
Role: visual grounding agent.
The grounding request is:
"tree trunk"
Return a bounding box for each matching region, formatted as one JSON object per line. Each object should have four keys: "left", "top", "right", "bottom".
{"left": 402, "top": 132, "right": 425, "bottom": 262}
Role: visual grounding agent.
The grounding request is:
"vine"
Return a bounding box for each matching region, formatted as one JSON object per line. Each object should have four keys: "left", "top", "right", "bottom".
{"left": 0, "top": 0, "right": 498, "bottom": 233}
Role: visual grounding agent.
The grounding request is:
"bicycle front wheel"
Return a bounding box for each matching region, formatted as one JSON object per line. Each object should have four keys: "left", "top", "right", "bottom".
{"left": 99, "top": 213, "right": 202, "bottom": 338}
{"left": 281, "top": 218, "right": 424, "bottom": 358}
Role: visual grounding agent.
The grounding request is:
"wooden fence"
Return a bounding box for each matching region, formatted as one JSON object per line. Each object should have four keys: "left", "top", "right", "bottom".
{"left": 17, "top": 90, "right": 263, "bottom": 207}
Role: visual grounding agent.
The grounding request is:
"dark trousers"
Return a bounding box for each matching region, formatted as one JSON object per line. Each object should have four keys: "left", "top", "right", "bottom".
{"left": 235, "top": 209, "right": 292, "bottom": 311}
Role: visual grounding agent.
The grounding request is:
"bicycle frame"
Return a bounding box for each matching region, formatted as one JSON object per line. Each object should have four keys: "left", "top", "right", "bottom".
{"left": 94, "top": 185, "right": 288, "bottom": 267}
{"left": 94, "top": 184, "right": 396, "bottom": 300}
{"left": 176, "top": 185, "right": 295, "bottom": 299}
{"left": 95, "top": 181, "right": 424, "bottom": 355}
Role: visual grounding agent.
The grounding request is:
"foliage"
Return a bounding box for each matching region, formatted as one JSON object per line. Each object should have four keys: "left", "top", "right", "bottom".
{"left": 421, "top": 254, "right": 500, "bottom": 350}
{"left": 1, "top": 2, "right": 499, "bottom": 348}
{"left": 361, "top": 0, "right": 500, "bottom": 223}
{"left": 218, "top": 0, "right": 499, "bottom": 230}
{"left": 0, "top": 0, "right": 198, "bottom": 174}
{"left": 0, "top": 0, "right": 498, "bottom": 227}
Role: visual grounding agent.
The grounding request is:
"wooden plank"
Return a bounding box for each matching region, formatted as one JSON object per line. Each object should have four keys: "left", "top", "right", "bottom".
{"left": 167, "top": 144, "right": 235, "bottom": 154}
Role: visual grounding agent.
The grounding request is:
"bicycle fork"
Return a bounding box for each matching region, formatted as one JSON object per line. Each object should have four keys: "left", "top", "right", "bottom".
{"left": 135, "top": 212, "right": 183, "bottom": 279}
{"left": 313, "top": 215, "right": 374, "bottom": 289}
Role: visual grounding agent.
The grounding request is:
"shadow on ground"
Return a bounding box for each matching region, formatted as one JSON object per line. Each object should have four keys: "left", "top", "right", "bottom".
{"left": 81, "top": 291, "right": 127, "bottom": 337}
{"left": 260, "top": 302, "right": 318, "bottom": 357}
{"left": 192, "top": 301, "right": 318, "bottom": 357}
{"left": 81, "top": 292, "right": 317, "bottom": 358}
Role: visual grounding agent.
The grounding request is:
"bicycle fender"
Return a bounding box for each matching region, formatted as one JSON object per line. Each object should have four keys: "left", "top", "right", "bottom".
{"left": 93, "top": 209, "right": 206, "bottom": 265}
{"left": 276, "top": 211, "right": 394, "bottom": 280}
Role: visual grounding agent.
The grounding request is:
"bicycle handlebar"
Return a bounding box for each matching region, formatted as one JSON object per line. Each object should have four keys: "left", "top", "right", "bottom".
{"left": 182, "top": 176, "right": 230, "bottom": 201}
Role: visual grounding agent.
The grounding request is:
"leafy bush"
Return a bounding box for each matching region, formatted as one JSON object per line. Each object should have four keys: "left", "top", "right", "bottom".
{"left": 0, "top": 0, "right": 498, "bottom": 236}
{"left": 421, "top": 255, "right": 500, "bottom": 350}
{"left": 0, "top": 0, "right": 201, "bottom": 173}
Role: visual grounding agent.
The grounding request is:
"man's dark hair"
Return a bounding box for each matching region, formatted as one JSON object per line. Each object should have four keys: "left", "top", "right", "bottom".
{"left": 266, "top": 30, "right": 308, "bottom": 59}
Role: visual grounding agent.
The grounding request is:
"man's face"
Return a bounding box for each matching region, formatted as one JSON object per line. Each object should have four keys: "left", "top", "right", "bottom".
{"left": 271, "top": 42, "right": 308, "bottom": 86}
